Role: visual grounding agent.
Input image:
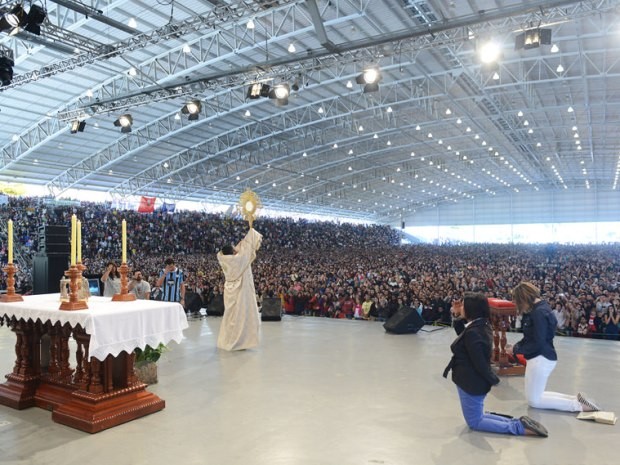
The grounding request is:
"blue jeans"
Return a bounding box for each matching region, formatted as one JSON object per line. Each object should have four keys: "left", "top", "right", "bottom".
{"left": 457, "top": 387, "right": 524, "bottom": 435}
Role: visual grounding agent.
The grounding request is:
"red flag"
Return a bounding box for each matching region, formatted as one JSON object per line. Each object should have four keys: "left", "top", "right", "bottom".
{"left": 137, "top": 196, "right": 156, "bottom": 213}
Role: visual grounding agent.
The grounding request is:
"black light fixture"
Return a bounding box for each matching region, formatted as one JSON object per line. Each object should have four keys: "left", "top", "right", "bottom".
{"left": 0, "top": 5, "right": 26, "bottom": 31}
{"left": 70, "top": 120, "right": 86, "bottom": 134}
{"left": 24, "top": 5, "right": 46, "bottom": 35}
{"left": 181, "top": 99, "right": 202, "bottom": 120}
{"left": 0, "top": 56, "right": 14, "bottom": 87}
{"left": 268, "top": 83, "right": 290, "bottom": 106}
{"left": 113, "top": 114, "right": 133, "bottom": 133}
{"left": 247, "top": 82, "right": 270, "bottom": 99}
{"left": 355, "top": 67, "right": 381, "bottom": 93}
{"left": 515, "top": 28, "right": 551, "bottom": 50}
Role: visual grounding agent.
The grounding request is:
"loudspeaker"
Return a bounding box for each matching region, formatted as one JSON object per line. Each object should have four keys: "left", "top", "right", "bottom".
{"left": 33, "top": 254, "right": 69, "bottom": 295}
{"left": 383, "top": 306, "right": 424, "bottom": 334}
{"left": 261, "top": 297, "right": 282, "bottom": 321}
{"left": 184, "top": 291, "right": 202, "bottom": 313}
{"left": 207, "top": 294, "right": 225, "bottom": 316}
{"left": 38, "top": 225, "right": 70, "bottom": 255}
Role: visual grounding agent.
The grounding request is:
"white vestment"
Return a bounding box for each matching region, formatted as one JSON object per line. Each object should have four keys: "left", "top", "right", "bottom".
{"left": 216, "top": 228, "right": 263, "bottom": 351}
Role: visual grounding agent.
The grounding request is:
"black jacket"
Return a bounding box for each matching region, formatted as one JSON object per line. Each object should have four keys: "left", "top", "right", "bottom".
{"left": 443, "top": 318, "right": 499, "bottom": 396}
{"left": 513, "top": 300, "right": 558, "bottom": 361}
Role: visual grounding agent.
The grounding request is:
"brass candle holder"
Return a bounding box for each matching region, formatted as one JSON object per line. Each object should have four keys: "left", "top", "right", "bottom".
{"left": 112, "top": 262, "right": 136, "bottom": 302}
{"left": 1, "top": 263, "right": 24, "bottom": 302}
{"left": 59, "top": 264, "right": 88, "bottom": 311}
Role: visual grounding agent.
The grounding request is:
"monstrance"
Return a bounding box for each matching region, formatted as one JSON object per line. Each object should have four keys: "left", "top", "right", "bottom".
{"left": 238, "top": 188, "right": 262, "bottom": 228}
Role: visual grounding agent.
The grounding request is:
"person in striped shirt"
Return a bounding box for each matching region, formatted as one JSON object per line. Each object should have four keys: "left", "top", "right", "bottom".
{"left": 156, "top": 257, "right": 186, "bottom": 306}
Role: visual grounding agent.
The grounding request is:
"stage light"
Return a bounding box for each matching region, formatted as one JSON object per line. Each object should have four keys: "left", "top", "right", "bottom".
{"left": 181, "top": 99, "right": 202, "bottom": 120}
{"left": 355, "top": 67, "right": 381, "bottom": 93}
{"left": 3, "top": 5, "right": 26, "bottom": 28}
{"left": 70, "top": 120, "right": 86, "bottom": 134}
{"left": 246, "top": 82, "right": 270, "bottom": 99}
{"left": 113, "top": 114, "right": 133, "bottom": 133}
{"left": 0, "top": 56, "right": 14, "bottom": 87}
{"left": 515, "top": 28, "right": 551, "bottom": 50}
{"left": 269, "top": 83, "right": 290, "bottom": 105}
{"left": 478, "top": 40, "right": 501, "bottom": 64}
{"left": 24, "top": 5, "right": 46, "bottom": 35}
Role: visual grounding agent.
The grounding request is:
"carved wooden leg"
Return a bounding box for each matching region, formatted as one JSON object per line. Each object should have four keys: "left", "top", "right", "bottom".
{"left": 0, "top": 318, "right": 40, "bottom": 409}
{"left": 59, "top": 325, "right": 73, "bottom": 384}
{"left": 492, "top": 314, "right": 500, "bottom": 363}
{"left": 18, "top": 321, "right": 34, "bottom": 376}
{"left": 48, "top": 323, "right": 59, "bottom": 379}
{"left": 89, "top": 359, "right": 103, "bottom": 394}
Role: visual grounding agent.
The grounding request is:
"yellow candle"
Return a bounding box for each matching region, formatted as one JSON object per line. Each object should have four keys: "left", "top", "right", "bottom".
{"left": 77, "top": 220, "right": 82, "bottom": 263}
{"left": 70, "top": 214, "right": 76, "bottom": 266}
{"left": 122, "top": 219, "right": 127, "bottom": 263}
{"left": 7, "top": 219, "right": 13, "bottom": 264}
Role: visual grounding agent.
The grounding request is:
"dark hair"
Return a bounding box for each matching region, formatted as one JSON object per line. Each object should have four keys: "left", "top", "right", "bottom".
{"left": 463, "top": 292, "right": 490, "bottom": 320}
{"left": 221, "top": 245, "right": 235, "bottom": 255}
{"left": 164, "top": 257, "right": 175, "bottom": 266}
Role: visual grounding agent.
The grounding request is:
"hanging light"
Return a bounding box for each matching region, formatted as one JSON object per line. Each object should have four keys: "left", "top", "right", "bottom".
{"left": 113, "top": 114, "right": 133, "bottom": 133}
{"left": 70, "top": 120, "right": 86, "bottom": 134}
{"left": 269, "top": 83, "right": 290, "bottom": 106}
{"left": 181, "top": 99, "right": 202, "bottom": 120}
{"left": 355, "top": 67, "right": 381, "bottom": 93}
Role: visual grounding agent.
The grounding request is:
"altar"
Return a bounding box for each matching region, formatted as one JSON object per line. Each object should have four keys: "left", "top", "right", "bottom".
{"left": 0, "top": 294, "right": 188, "bottom": 433}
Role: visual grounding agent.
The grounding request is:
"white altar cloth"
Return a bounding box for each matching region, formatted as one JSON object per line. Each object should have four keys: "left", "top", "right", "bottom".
{"left": 0, "top": 294, "right": 189, "bottom": 361}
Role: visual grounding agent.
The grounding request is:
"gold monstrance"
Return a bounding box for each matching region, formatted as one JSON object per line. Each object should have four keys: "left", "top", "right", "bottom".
{"left": 238, "top": 189, "right": 262, "bottom": 228}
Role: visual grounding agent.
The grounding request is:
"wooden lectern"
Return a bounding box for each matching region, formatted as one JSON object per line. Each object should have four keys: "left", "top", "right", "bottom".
{"left": 488, "top": 298, "right": 525, "bottom": 376}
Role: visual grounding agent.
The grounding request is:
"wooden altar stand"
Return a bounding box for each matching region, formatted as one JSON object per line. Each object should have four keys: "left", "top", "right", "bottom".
{"left": 488, "top": 298, "right": 525, "bottom": 376}
{"left": 0, "top": 295, "right": 188, "bottom": 433}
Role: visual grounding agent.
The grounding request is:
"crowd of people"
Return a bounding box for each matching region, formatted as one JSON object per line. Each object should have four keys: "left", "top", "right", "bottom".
{"left": 1, "top": 196, "right": 620, "bottom": 341}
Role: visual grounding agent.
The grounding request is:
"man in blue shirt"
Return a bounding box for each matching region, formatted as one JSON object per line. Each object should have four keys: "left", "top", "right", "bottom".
{"left": 156, "top": 257, "right": 185, "bottom": 306}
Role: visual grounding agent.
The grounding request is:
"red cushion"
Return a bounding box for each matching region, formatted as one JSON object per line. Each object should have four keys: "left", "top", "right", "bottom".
{"left": 487, "top": 298, "right": 516, "bottom": 309}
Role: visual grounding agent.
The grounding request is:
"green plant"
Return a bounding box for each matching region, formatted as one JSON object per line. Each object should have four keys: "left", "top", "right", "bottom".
{"left": 134, "top": 343, "right": 167, "bottom": 363}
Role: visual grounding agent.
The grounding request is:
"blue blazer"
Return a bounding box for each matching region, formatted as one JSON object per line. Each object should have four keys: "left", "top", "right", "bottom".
{"left": 444, "top": 318, "right": 500, "bottom": 396}
{"left": 513, "top": 300, "right": 558, "bottom": 361}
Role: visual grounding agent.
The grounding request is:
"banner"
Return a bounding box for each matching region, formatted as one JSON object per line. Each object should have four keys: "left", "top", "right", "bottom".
{"left": 161, "top": 201, "right": 176, "bottom": 214}
{"left": 137, "top": 196, "right": 156, "bottom": 213}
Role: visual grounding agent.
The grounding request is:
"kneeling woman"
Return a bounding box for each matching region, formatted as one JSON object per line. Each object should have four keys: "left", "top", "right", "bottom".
{"left": 443, "top": 292, "right": 547, "bottom": 437}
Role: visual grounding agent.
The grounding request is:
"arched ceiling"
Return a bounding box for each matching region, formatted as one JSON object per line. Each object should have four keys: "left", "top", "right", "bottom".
{"left": 1, "top": 0, "right": 619, "bottom": 223}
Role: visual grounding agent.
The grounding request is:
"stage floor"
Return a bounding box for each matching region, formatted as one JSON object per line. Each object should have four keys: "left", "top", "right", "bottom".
{"left": 0, "top": 315, "right": 617, "bottom": 465}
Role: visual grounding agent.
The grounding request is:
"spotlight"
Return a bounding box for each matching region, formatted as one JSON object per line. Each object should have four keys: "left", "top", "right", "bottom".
{"left": 478, "top": 40, "right": 501, "bottom": 64}
{"left": 181, "top": 99, "right": 202, "bottom": 120}
{"left": 0, "top": 56, "right": 14, "bottom": 87}
{"left": 269, "top": 83, "right": 290, "bottom": 106}
{"left": 515, "top": 28, "right": 551, "bottom": 50}
{"left": 70, "top": 120, "right": 86, "bottom": 134}
{"left": 113, "top": 114, "right": 133, "bottom": 133}
{"left": 3, "top": 5, "right": 26, "bottom": 29}
{"left": 24, "top": 5, "right": 46, "bottom": 35}
{"left": 246, "top": 82, "right": 270, "bottom": 99}
{"left": 355, "top": 67, "right": 381, "bottom": 93}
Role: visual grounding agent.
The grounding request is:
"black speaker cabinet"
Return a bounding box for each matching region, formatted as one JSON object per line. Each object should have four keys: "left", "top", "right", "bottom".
{"left": 383, "top": 306, "right": 425, "bottom": 334}
{"left": 261, "top": 297, "right": 282, "bottom": 321}
{"left": 38, "top": 225, "right": 70, "bottom": 255}
{"left": 207, "top": 294, "right": 225, "bottom": 316}
{"left": 33, "top": 254, "right": 69, "bottom": 295}
{"left": 184, "top": 291, "right": 202, "bottom": 313}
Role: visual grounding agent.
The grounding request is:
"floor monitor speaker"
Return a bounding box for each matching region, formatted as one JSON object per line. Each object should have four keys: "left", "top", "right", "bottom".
{"left": 261, "top": 297, "right": 282, "bottom": 321}
{"left": 207, "top": 295, "right": 225, "bottom": 316}
{"left": 383, "top": 306, "right": 424, "bottom": 334}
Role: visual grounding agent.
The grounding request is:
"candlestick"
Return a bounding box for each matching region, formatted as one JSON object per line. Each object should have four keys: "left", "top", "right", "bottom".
{"left": 70, "top": 214, "right": 77, "bottom": 266}
{"left": 77, "top": 220, "right": 82, "bottom": 263}
{"left": 7, "top": 219, "right": 13, "bottom": 264}
{"left": 122, "top": 219, "right": 127, "bottom": 263}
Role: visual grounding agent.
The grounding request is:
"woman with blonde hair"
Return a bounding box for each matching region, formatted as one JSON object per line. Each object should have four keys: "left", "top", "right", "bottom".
{"left": 509, "top": 281, "right": 601, "bottom": 412}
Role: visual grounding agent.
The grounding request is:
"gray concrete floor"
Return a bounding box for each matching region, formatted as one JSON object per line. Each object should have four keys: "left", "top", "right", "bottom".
{"left": 0, "top": 315, "right": 617, "bottom": 465}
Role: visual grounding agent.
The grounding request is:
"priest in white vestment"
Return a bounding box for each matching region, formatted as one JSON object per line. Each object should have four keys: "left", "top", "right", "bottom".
{"left": 216, "top": 228, "right": 263, "bottom": 351}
